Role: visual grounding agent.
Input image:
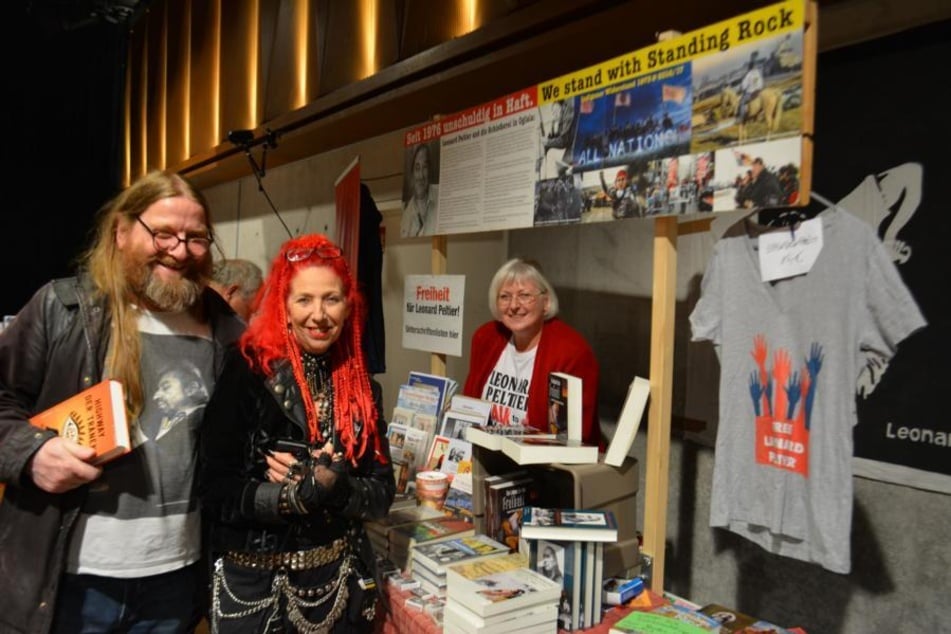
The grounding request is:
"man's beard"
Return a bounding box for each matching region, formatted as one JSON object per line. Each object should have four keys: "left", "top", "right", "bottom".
{"left": 126, "top": 253, "right": 207, "bottom": 312}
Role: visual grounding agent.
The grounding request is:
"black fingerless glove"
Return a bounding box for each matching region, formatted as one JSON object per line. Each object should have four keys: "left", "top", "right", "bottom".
{"left": 279, "top": 460, "right": 350, "bottom": 515}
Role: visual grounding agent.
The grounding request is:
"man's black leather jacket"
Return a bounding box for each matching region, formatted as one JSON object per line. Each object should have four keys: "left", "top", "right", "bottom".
{"left": 0, "top": 274, "right": 243, "bottom": 633}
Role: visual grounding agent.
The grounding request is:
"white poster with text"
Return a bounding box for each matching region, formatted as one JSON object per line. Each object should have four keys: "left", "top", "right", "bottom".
{"left": 402, "top": 275, "right": 466, "bottom": 356}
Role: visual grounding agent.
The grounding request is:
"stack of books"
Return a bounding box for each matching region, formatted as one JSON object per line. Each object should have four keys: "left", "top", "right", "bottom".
{"left": 609, "top": 604, "right": 724, "bottom": 633}
{"left": 443, "top": 553, "right": 561, "bottom": 634}
{"left": 466, "top": 371, "right": 600, "bottom": 465}
{"left": 465, "top": 423, "right": 554, "bottom": 451}
{"left": 364, "top": 504, "right": 446, "bottom": 561}
{"left": 607, "top": 600, "right": 802, "bottom": 634}
{"left": 443, "top": 470, "right": 474, "bottom": 521}
{"left": 390, "top": 516, "right": 475, "bottom": 572}
{"left": 521, "top": 506, "right": 619, "bottom": 630}
{"left": 483, "top": 470, "right": 540, "bottom": 553}
{"left": 406, "top": 370, "right": 458, "bottom": 416}
{"left": 409, "top": 534, "right": 510, "bottom": 599}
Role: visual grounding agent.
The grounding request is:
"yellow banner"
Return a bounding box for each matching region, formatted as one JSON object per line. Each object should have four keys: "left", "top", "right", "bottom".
{"left": 538, "top": 0, "right": 804, "bottom": 104}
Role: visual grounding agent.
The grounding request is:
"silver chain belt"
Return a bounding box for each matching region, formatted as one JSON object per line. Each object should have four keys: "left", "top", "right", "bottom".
{"left": 211, "top": 542, "right": 352, "bottom": 633}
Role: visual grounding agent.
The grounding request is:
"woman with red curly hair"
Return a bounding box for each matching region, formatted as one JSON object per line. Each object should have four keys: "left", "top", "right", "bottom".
{"left": 199, "top": 234, "right": 394, "bottom": 633}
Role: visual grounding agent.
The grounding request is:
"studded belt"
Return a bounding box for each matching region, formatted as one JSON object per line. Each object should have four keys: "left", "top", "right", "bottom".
{"left": 226, "top": 537, "right": 346, "bottom": 571}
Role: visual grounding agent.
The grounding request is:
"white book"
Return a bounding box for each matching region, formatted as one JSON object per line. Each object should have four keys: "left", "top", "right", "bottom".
{"left": 464, "top": 423, "right": 553, "bottom": 451}
{"left": 426, "top": 435, "right": 452, "bottom": 472}
{"left": 445, "top": 553, "right": 561, "bottom": 618}
{"left": 521, "top": 507, "right": 619, "bottom": 543}
{"left": 386, "top": 422, "right": 431, "bottom": 472}
{"left": 592, "top": 542, "right": 604, "bottom": 623}
{"left": 583, "top": 541, "right": 596, "bottom": 628}
{"left": 570, "top": 540, "right": 583, "bottom": 630}
{"left": 440, "top": 409, "right": 486, "bottom": 441}
{"left": 548, "top": 371, "right": 582, "bottom": 440}
{"left": 408, "top": 370, "right": 458, "bottom": 414}
{"left": 412, "top": 534, "right": 510, "bottom": 577}
{"left": 448, "top": 394, "right": 493, "bottom": 423}
{"left": 500, "top": 435, "right": 598, "bottom": 465}
{"left": 465, "top": 425, "right": 505, "bottom": 451}
{"left": 440, "top": 437, "right": 472, "bottom": 477}
{"left": 412, "top": 566, "right": 448, "bottom": 598}
{"left": 409, "top": 411, "right": 439, "bottom": 439}
{"left": 390, "top": 405, "right": 416, "bottom": 427}
{"left": 444, "top": 599, "right": 557, "bottom": 634}
{"left": 397, "top": 383, "right": 442, "bottom": 416}
{"left": 604, "top": 376, "right": 650, "bottom": 467}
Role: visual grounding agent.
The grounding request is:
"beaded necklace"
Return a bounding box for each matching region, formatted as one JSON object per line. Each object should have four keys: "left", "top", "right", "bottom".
{"left": 302, "top": 351, "right": 334, "bottom": 442}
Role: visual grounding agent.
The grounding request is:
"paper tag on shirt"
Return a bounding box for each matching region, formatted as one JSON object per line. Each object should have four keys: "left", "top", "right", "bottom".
{"left": 758, "top": 217, "right": 823, "bottom": 282}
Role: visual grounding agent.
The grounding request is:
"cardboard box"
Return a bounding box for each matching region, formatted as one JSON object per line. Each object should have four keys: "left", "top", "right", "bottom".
{"left": 470, "top": 448, "right": 640, "bottom": 578}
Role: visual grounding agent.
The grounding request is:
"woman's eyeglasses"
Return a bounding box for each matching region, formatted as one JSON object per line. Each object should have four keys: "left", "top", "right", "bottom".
{"left": 497, "top": 291, "right": 545, "bottom": 307}
{"left": 285, "top": 245, "right": 343, "bottom": 262}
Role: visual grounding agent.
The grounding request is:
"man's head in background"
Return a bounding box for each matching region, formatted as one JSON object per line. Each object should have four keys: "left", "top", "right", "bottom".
{"left": 209, "top": 258, "right": 263, "bottom": 321}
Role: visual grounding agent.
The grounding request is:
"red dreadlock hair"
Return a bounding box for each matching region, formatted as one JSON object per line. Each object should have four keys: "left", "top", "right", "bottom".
{"left": 238, "top": 233, "right": 384, "bottom": 464}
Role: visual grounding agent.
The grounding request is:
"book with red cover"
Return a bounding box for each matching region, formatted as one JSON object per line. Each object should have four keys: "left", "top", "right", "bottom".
{"left": 29, "top": 379, "right": 130, "bottom": 465}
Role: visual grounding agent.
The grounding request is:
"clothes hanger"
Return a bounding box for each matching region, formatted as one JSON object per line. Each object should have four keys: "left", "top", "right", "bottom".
{"left": 756, "top": 197, "right": 825, "bottom": 228}
{"left": 720, "top": 191, "right": 842, "bottom": 240}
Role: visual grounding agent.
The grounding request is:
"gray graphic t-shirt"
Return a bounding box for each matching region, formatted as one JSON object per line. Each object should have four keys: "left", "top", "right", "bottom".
{"left": 66, "top": 310, "right": 213, "bottom": 577}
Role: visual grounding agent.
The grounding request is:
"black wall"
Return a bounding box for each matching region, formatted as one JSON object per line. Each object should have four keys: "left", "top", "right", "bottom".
{"left": 2, "top": 3, "right": 127, "bottom": 315}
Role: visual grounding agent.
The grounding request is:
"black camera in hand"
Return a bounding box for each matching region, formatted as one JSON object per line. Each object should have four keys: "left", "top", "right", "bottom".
{"left": 271, "top": 438, "right": 313, "bottom": 464}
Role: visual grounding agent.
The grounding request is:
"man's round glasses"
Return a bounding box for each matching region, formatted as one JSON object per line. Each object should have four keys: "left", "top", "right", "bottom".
{"left": 497, "top": 291, "right": 545, "bottom": 307}
{"left": 136, "top": 216, "right": 212, "bottom": 255}
{"left": 285, "top": 245, "right": 344, "bottom": 262}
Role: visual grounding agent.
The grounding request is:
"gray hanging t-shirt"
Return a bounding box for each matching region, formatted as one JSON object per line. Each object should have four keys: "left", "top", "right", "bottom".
{"left": 689, "top": 208, "right": 925, "bottom": 573}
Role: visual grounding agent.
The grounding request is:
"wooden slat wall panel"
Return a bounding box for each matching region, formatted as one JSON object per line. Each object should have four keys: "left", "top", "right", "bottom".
{"left": 122, "top": 0, "right": 951, "bottom": 186}
{"left": 166, "top": 0, "right": 190, "bottom": 166}
{"left": 219, "top": 1, "right": 258, "bottom": 143}
{"left": 127, "top": 22, "right": 147, "bottom": 181}
{"left": 145, "top": 2, "right": 166, "bottom": 170}
{"left": 189, "top": 0, "right": 219, "bottom": 168}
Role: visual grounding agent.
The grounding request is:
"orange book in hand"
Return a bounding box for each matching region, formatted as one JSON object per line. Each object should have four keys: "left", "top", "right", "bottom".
{"left": 29, "top": 379, "right": 131, "bottom": 465}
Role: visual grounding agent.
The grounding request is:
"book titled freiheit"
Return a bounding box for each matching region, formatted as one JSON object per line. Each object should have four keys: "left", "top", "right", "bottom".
{"left": 445, "top": 553, "right": 561, "bottom": 618}
{"left": 29, "top": 379, "right": 130, "bottom": 465}
{"left": 485, "top": 474, "right": 538, "bottom": 553}
{"left": 521, "top": 507, "right": 619, "bottom": 542}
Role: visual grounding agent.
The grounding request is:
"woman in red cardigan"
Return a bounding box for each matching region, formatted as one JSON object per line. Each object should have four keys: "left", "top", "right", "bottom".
{"left": 462, "top": 258, "right": 601, "bottom": 445}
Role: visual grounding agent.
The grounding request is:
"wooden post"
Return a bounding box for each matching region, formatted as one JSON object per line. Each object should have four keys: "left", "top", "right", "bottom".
{"left": 798, "top": 0, "right": 819, "bottom": 205}
{"left": 642, "top": 216, "right": 678, "bottom": 592}
{"left": 430, "top": 234, "right": 448, "bottom": 376}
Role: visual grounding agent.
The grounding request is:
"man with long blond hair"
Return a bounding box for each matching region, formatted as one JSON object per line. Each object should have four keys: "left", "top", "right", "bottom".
{"left": 0, "top": 170, "right": 244, "bottom": 633}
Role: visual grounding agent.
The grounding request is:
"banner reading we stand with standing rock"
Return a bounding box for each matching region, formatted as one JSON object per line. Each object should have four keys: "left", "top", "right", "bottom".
{"left": 400, "top": 0, "right": 812, "bottom": 238}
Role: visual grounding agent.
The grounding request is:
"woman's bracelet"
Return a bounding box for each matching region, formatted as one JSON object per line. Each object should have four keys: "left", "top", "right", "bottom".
{"left": 278, "top": 483, "right": 293, "bottom": 515}
{"left": 286, "top": 480, "right": 309, "bottom": 515}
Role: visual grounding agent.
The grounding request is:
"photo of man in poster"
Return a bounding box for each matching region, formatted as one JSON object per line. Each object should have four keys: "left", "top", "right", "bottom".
{"left": 538, "top": 97, "right": 579, "bottom": 181}
{"left": 401, "top": 141, "right": 440, "bottom": 237}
